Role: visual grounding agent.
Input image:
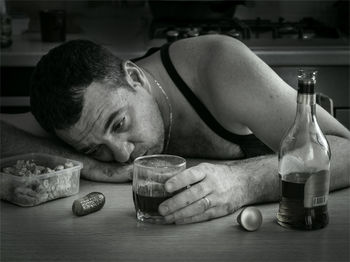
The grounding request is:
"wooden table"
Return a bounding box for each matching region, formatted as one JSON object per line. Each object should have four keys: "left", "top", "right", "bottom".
{"left": 1, "top": 180, "right": 349, "bottom": 262}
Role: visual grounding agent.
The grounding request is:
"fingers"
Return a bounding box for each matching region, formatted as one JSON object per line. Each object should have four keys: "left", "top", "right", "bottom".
{"left": 165, "top": 165, "right": 207, "bottom": 193}
{"left": 164, "top": 198, "right": 235, "bottom": 225}
{"left": 159, "top": 181, "right": 212, "bottom": 216}
{"left": 163, "top": 195, "right": 215, "bottom": 223}
{"left": 159, "top": 164, "right": 217, "bottom": 218}
{"left": 157, "top": 163, "right": 241, "bottom": 225}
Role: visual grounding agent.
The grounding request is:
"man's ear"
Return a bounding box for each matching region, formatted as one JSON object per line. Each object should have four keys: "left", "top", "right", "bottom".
{"left": 123, "top": 61, "right": 148, "bottom": 90}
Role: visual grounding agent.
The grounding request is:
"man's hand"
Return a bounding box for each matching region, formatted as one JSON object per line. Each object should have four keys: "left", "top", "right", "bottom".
{"left": 80, "top": 157, "right": 133, "bottom": 183}
{"left": 158, "top": 163, "right": 250, "bottom": 224}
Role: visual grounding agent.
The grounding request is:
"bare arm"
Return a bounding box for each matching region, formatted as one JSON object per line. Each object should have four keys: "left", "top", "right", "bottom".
{"left": 228, "top": 134, "right": 349, "bottom": 205}
{"left": 207, "top": 36, "right": 350, "bottom": 144}
{"left": 156, "top": 36, "right": 350, "bottom": 224}
{"left": 1, "top": 117, "right": 132, "bottom": 182}
{"left": 208, "top": 35, "right": 350, "bottom": 190}
{"left": 160, "top": 135, "right": 349, "bottom": 225}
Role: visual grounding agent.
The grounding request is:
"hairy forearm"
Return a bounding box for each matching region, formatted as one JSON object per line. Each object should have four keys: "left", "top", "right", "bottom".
{"left": 0, "top": 121, "right": 132, "bottom": 182}
{"left": 225, "top": 135, "right": 350, "bottom": 206}
{"left": 325, "top": 135, "right": 350, "bottom": 191}
{"left": 226, "top": 155, "right": 280, "bottom": 205}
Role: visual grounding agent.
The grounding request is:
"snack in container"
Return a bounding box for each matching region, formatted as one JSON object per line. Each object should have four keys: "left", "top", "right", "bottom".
{"left": 0, "top": 153, "right": 83, "bottom": 207}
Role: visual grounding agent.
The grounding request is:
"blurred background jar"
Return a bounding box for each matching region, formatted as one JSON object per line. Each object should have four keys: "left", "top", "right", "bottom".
{"left": 39, "top": 9, "right": 66, "bottom": 42}
{"left": 1, "top": 0, "right": 12, "bottom": 48}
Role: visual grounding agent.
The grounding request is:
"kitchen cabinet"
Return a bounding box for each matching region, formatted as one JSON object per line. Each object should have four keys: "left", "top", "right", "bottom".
{"left": 1, "top": 67, "right": 34, "bottom": 97}
{"left": 1, "top": 66, "right": 33, "bottom": 113}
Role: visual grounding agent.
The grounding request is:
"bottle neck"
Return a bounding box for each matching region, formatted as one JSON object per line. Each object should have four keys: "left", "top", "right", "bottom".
{"left": 297, "top": 92, "right": 316, "bottom": 105}
{"left": 296, "top": 92, "right": 316, "bottom": 122}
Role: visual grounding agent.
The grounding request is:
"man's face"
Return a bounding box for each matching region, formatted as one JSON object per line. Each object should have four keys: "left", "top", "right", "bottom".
{"left": 56, "top": 81, "right": 165, "bottom": 163}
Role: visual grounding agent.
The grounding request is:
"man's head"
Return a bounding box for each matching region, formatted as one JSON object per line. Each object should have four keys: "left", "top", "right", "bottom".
{"left": 30, "top": 39, "right": 127, "bottom": 133}
{"left": 30, "top": 40, "right": 165, "bottom": 163}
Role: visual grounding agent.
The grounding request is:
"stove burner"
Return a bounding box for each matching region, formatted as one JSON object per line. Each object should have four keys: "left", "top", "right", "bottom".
{"left": 151, "top": 18, "right": 251, "bottom": 41}
{"left": 150, "top": 17, "right": 342, "bottom": 42}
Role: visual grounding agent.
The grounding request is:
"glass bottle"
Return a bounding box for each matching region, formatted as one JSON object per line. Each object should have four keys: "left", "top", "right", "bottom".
{"left": 277, "top": 70, "right": 331, "bottom": 230}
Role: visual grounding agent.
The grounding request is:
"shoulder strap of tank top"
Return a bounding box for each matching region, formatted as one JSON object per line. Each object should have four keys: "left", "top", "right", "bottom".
{"left": 160, "top": 42, "right": 255, "bottom": 144}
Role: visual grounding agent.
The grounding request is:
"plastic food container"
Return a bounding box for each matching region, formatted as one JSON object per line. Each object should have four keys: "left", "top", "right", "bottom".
{"left": 0, "top": 153, "right": 83, "bottom": 207}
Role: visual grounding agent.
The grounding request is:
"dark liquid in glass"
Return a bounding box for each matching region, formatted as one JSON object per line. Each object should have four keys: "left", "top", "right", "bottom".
{"left": 277, "top": 179, "right": 329, "bottom": 230}
{"left": 133, "top": 191, "right": 171, "bottom": 216}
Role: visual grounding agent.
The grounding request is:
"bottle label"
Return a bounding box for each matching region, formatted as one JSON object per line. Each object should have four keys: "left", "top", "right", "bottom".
{"left": 304, "top": 170, "right": 330, "bottom": 208}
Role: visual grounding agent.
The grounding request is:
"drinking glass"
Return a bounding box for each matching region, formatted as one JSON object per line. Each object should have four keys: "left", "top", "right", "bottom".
{"left": 132, "top": 154, "right": 186, "bottom": 224}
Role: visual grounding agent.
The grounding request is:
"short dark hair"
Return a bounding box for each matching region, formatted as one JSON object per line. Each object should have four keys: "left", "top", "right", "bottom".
{"left": 30, "top": 39, "right": 127, "bottom": 134}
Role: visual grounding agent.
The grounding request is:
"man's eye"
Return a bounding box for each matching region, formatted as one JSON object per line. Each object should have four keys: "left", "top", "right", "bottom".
{"left": 111, "top": 117, "right": 125, "bottom": 133}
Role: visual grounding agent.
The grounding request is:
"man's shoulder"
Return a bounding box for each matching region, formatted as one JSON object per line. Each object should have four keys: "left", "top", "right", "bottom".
{"left": 167, "top": 35, "right": 249, "bottom": 78}
{"left": 171, "top": 34, "right": 245, "bottom": 54}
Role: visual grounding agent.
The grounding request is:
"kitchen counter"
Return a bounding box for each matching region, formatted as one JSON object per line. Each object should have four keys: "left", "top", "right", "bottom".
{"left": 1, "top": 179, "right": 349, "bottom": 262}
{"left": 149, "top": 37, "right": 350, "bottom": 66}
{"left": 1, "top": 32, "right": 148, "bottom": 67}
{"left": 1, "top": 31, "right": 350, "bottom": 67}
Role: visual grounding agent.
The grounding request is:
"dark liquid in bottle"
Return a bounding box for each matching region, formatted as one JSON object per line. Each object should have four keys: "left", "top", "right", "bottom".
{"left": 277, "top": 179, "right": 329, "bottom": 230}
{"left": 133, "top": 191, "right": 171, "bottom": 216}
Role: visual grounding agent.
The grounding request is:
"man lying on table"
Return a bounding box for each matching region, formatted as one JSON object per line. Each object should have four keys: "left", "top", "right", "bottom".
{"left": 1, "top": 35, "right": 349, "bottom": 224}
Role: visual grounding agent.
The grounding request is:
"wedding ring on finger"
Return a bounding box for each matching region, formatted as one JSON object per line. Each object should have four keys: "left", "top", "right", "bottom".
{"left": 203, "top": 197, "right": 211, "bottom": 211}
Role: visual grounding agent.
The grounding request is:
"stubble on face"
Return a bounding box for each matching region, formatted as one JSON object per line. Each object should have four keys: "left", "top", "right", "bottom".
{"left": 56, "top": 81, "right": 166, "bottom": 161}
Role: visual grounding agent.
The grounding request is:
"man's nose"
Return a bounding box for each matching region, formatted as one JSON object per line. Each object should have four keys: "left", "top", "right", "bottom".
{"left": 106, "top": 140, "right": 135, "bottom": 163}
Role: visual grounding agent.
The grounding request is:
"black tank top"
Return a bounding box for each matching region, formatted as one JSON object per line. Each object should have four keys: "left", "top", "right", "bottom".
{"left": 134, "top": 43, "right": 274, "bottom": 158}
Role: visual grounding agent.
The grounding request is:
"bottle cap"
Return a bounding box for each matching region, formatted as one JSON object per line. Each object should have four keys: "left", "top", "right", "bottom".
{"left": 298, "top": 70, "right": 317, "bottom": 94}
{"left": 237, "top": 207, "right": 263, "bottom": 231}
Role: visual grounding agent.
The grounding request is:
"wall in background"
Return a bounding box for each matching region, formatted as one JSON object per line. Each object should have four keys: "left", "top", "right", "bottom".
{"left": 6, "top": 0, "right": 341, "bottom": 34}
{"left": 6, "top": 0, "right": 149, "bottom": 34}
